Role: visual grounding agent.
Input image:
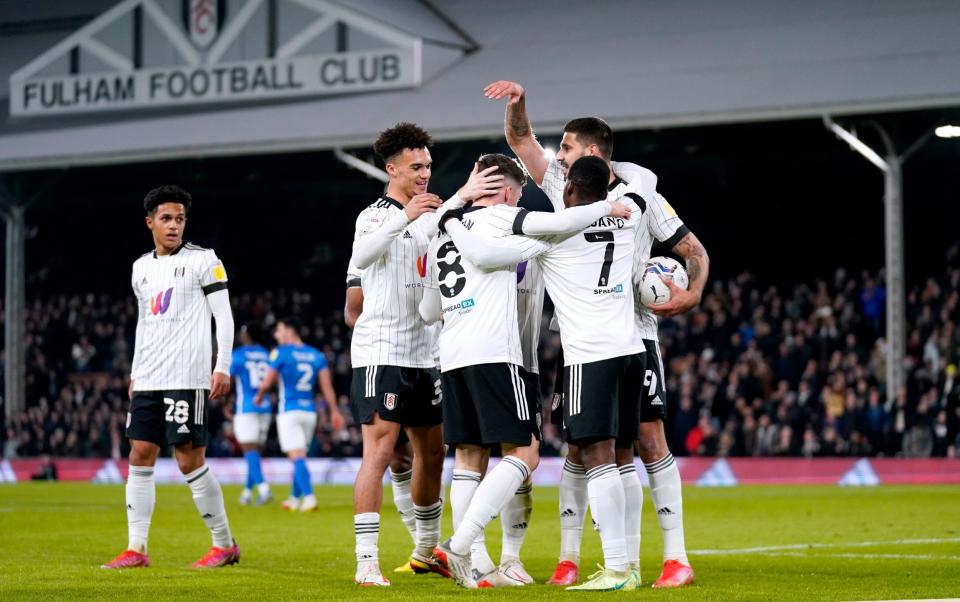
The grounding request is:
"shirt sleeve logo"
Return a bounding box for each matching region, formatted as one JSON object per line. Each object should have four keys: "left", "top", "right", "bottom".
{"left": 212, "top": 263, "right": 227, "bottom": 281}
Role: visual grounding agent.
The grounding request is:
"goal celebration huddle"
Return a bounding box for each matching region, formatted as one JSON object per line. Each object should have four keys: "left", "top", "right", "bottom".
{"left": 105, "top": 79, "right": 709, "bottom": 592}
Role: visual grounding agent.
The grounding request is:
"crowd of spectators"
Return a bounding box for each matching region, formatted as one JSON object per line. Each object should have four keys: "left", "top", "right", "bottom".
{"left": 4, "top": 258, "right": 959, "bottom": 460}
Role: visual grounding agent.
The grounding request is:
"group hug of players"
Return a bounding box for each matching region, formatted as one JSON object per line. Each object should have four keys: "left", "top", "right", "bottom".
{"left": 347, "top": 80, "right": 709, "bottom": 591}
{"left": 99, "top": 79, "right": 708, "bottom": 591}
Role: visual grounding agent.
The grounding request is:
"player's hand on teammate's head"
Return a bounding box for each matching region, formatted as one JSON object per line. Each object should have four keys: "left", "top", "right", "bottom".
{"left": 483, "top": 80, "right": 525, "bottom": 104}
{"left": 458, "top": 162, "right": 504, "bottom": 201}
{"left": 404, "top": 193, "right": 443, "bottom": 221}
{"left": 210, "top": 371, "right": 230, "bottom": 400}
{"left": 650, "top": 275, "right": 700, "bottom": 318}
{"left": 607, "top": 201, "right": 632, "bottom": 220}
{"left": 439, "top": 202, "right": 472, "bottom": 235}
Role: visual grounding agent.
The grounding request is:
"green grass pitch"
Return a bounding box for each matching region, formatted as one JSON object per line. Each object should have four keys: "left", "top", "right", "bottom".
{"left": 1, "top": 483, "right": 958, "bottom": 600}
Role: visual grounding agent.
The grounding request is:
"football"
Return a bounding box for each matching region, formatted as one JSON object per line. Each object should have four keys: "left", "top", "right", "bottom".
{"left": 639, "top": 256, "right": 689, "bottom": 307}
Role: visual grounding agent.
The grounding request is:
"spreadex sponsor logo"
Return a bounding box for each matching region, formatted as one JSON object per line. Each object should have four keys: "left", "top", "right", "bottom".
{"left": 594, "top": 283, "right": 625, "bottom": 297}
{"left": 442, "top": 298, "right": 476, "bottom": 314}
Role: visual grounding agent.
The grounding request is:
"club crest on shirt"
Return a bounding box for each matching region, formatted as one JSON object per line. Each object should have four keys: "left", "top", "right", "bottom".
{"left": 174, "top": 266, "right": 185, "bottom": 278}
{"left": 384, "top": 393, "right": 398, "bottom": 410}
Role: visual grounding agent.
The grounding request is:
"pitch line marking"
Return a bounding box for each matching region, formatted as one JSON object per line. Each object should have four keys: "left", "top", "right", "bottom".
{"left": 691, "top": 537, "right": 960, "bottom": 556}
{"left": 762, "top": 551, "right": 960, "bottom": 561}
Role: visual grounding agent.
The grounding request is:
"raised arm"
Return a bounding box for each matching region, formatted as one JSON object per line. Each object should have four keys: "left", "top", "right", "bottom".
{"left": 484, "top": 80, "right": 549, "bottom": 185}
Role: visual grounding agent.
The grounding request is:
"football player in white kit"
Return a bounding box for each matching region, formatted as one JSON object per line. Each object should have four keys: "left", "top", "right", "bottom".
{"left": 102, "top": 185, "right": 238, "bottom": 570}
{"left": 441, "top": 156, "right": 648, "bottom": 591}
{"left": 420, "top": 153, "right": 631, "bottom": 589}
{"left": 349, "top": 123, "right": 505, "bottom": 586}
{"left": 486, "top": 80, "right": 710, "bottom": 588}
{"left": 344, "top": 260, "right": 422, "bottom": 572}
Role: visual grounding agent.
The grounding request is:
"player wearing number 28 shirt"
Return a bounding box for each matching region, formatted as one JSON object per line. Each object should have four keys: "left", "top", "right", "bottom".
{"left": 102, "top": 185, "right": 239, "bottom": 570}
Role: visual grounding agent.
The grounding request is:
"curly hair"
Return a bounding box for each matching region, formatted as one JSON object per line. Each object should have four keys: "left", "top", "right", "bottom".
{"left": 143, "top": 185, "right": 192, "bottom": 214}
{"left": 373, "top": 122, "right": 433, "bottom": 165}
{"left": 476, "top": 153, "right": 527, "bottom": 187}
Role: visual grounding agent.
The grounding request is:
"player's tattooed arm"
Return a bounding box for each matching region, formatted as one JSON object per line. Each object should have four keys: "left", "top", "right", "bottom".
{"left": 652, "top": 231, "right": 710, "bottom": 317}
{"left": 484, "top": 80, "right": 548, "bottom": 185}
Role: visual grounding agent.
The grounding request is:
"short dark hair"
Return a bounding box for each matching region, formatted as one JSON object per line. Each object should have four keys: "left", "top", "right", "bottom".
{"left": 240, "top": 323, "right": 265, "bottom": 346}
{"left": 373, "top": 122, "right": 433, "bottom": 165}
{"left": 563, "top": 117, "right": 613, "bottom": 160}
{"left": 567, "top": 156, "right": 610, "bottom": 202}
{"left": 277, "top": 315, "right": 303, "bottom": 333}
{"left": 476, "top": 153, "right": 527, "bottom": 187}
{"left": 144, "top": 185, "right": 192, "bottom": 214}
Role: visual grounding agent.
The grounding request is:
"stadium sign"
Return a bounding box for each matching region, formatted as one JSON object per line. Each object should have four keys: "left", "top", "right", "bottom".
{"left": 9, "top": 0, "right": 422, "bottom": 117}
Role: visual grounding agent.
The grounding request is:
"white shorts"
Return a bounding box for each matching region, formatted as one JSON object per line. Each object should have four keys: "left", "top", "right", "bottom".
{"left": 277, "top": 411, "right": 317, "bottom": 453}
{"left": 233, "top": 413, "right": 272, "bottom": 445}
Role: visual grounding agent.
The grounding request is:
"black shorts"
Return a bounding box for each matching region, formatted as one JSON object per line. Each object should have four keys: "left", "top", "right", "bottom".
{"left": 563, "top": 353, "right": 644, "bottom": 447}
{"left": 442, "top": 363, "right": 542, "bottom": 447}
{"left": 550, "top": 345, "right": 565, "bottom": 427}
{"left": 640, "top": 340, "right": 667, "bottom": 422}
{"left": 350, "top": 365, "right": 442, "bottom": 427}
{"left": 127, "top": 389, "right": 209, "bottom": 448}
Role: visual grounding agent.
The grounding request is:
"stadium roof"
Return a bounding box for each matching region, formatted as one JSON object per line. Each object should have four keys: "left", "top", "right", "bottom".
{"left": 1, "top": 0, "right": 959, "bottom": 171}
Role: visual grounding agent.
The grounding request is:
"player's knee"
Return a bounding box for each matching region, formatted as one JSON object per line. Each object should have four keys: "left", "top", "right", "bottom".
{"left": 174, "top": 448, "right": 205, "bottom": 474}
{"left": 129, "top": 441, "right": 159, "bottom": 466}
{"left": 614, "top": 445, "right": 635, "bottom": 466}
{"left": 578, "top": 438, "right": 616, "bottom": 469}
{"left": 389, "top": 453, "right": 412, "bottom": 473}
{"left": 635, "top": 436, "right": 669, "bottom": 464}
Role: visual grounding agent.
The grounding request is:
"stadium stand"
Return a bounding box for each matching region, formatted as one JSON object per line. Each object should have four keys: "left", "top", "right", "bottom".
{"left": 5, "top": 247, "right": 959, "bottom": 460}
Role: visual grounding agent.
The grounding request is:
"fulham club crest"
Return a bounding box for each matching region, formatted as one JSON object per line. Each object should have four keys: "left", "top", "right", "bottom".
{"left": 384, "top": 393, "right": 398, "bottom": 411}
{"left": 183, "top": 0, "right": 225, "bottom": 49}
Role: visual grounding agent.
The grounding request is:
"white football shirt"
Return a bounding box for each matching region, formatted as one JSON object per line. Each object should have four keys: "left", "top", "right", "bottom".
{"left": 516, "top": 257, "right": 545, "bottom": 374}
{"left": 427, "top": 204, "right": 545, "bottom": 372}
{"left": 539, "top": 158, "right": 687, "bottom": 343}
{"left": 632, "top": 192, "right": 689, "bottom": 340}
{"left": 130, "top": 242, "right": 229, "bottom": 390}
{"left": 350, "top": 197, "right": 438, "bottom": 369}
{"left": 532, "top": 196, "right": 647, "bottom": 365}
{"left": 347, "top": 255, "right": 440, "bottom": 367}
